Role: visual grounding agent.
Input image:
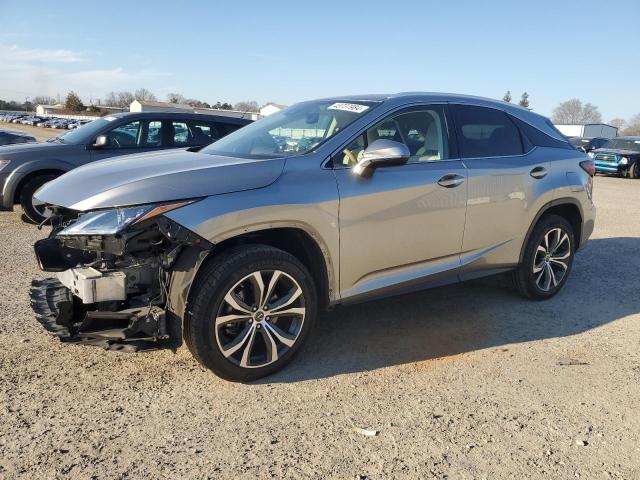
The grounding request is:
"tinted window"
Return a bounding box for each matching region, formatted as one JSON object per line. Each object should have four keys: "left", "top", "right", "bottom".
{"left": 106, "top": 120, "right": 163, "bottom": 148}
{"left": 336, "top": 106, "right": 449, "bottom": 167}
{"left": 454, "top": 105, "right": 523, "bottom": 158}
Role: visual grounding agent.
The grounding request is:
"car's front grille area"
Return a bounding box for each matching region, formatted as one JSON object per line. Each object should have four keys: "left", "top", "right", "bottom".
{"left": 595, "top": 153, "right": 617, "bottom": 163}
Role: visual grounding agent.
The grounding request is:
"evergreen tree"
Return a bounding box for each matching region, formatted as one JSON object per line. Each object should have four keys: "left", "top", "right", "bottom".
{"left": 502, "top": 91, "right": 512, "bottom": 103}
{"left": 519, "top": 92, "right": 530, "bottom": 109}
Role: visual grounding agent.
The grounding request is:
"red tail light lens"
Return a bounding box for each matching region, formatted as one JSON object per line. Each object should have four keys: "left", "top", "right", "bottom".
{"left": 580, "top": 160, "right": 595, "bottom": 177}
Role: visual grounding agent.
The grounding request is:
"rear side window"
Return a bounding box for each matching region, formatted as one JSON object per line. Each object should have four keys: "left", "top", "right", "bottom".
{"left": 509, "top": 115, "right": 573, "bottom": 150}
{"left": 454, "top": 105, "right": 523, "bottom": 158}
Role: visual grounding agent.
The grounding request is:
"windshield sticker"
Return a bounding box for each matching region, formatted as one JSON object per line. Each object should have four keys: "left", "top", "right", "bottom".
{"left": 327, "top": 103, "right": 370, "bottom": 114}
{"left": 104, "top": 116, "right": 117, "bottom": 121}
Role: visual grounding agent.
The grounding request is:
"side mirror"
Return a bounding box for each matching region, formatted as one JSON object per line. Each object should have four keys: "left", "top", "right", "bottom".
{"left": 93, "top": 135, "right": 108, "bottom": 148}
{"left": 353, "top": 139, "right": 410, "bottom": 177}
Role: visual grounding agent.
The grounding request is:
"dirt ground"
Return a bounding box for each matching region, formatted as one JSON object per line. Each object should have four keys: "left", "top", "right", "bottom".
{"left": 0, "top": 175, "right": 639, "bottom": 479}
{"left": 1, "top": 123, "right": 60, "bottom": 142}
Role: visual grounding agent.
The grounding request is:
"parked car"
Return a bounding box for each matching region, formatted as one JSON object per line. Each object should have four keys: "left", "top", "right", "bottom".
{"left": 0, "top": 130, "right": 36, "bottom": 146}
{"left": 29, "top": 93, "right": 596, "bottom": 382}
{"left": 0, "top": 112, "right": 252, "bottom": 223}
{"left": 591, "top": 136, "right": 640, "bottom": 178}
{"left": 569, "top": 136, "right": 608, "bottom": 153}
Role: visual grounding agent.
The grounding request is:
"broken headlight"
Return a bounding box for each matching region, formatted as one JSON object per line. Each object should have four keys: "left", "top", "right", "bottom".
{"left": 58, "top": 200, "right": 195, "bottom": 236}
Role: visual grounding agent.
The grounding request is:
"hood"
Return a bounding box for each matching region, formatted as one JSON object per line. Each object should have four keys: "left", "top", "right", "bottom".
{"left": 592, "top": 148, "right": 640, "bottom": 157}
{"left": 0, "top": 141, "right": 66, "bottom": 159}
{"left": 34, "top": 149, "right": 286, "bottom": 211}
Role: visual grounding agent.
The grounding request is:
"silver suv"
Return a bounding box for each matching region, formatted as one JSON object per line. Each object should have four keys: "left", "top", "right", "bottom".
{"left": 31, "top": 93, "right": 596, "bottom": 381}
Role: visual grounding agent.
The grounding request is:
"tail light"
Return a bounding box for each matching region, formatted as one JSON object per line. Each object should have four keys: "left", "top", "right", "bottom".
{"left": 580, "top": 160, "right": 595, "bottom": 177}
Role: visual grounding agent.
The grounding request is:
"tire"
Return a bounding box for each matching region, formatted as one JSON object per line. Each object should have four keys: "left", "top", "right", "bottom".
{"left": 19, "top": 174, "right": 58, "bottom": 224}
{"left": 185, "top": 244, "right": 318, "bottom": 382}
{"left": 627, "top": 162, "right": 639, "bottom": 179}
{"left": 513, "top": 214, "right": 575, "bottom": 300}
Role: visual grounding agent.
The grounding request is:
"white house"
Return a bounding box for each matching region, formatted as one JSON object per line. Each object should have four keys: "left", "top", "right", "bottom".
{"left": 35, "top": 104, "right": 65, "bottom": 116}
{"left": 259, "top": 103, "right": 287, "bottom": 117}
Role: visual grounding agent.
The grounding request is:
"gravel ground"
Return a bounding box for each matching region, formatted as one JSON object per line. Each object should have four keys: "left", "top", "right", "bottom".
{"left": 1, "top": 123, "right": 60, "bottom": 142}
{"left": 1, "top": 176, "right": 639, "bottom": 479}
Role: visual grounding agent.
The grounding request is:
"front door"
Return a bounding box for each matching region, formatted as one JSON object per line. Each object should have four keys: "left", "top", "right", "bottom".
{"left": 90, "top": 119, "right": 164, "bottom": 162}
{"left": 334, "top": 105, "right": 468, "bottom": 301}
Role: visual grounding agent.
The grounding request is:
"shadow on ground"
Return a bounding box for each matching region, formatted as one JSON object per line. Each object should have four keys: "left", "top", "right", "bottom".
{"left": 266, "top": 237, "right": 640, "bottom": 383}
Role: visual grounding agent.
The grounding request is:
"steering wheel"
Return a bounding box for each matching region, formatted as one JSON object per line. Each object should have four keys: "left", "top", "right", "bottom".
{"left": 342, "top": 148, "right": 358, "bottom": 166}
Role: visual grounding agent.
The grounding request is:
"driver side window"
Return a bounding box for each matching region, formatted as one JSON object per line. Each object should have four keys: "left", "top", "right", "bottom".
{"left": 106, "top": 120, "right": 163, "bottom": 148}
{"left": 336, "top": 106, "right": 449, "bottom": 167}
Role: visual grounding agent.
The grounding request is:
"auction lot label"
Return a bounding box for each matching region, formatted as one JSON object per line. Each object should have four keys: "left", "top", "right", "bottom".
{"left": 327, "top": 103, "right": 370, "bottom": 114}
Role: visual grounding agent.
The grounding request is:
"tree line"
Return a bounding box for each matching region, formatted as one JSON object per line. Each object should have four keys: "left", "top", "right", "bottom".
{"left": 501, "top": 91, "right": 640, "bottom": 136}
{"left": 0, "top": 88, "right": 261, "bottom": 114}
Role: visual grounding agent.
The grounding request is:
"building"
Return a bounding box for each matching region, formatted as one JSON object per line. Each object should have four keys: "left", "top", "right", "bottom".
{"left": 554, "top": 123, "right": 618, "bottom": 138}
{"left": 259, "top": 103, "right": 287, "bottom": 117}
{"left": 129, "top": 100, "right": 261, "bottom": 120}
{"left": 35, "top": 104, "right": 65, "bottom": 116}
{"left": 129, "top": 100, "right": 194, "bottom": 113}
{"left": 94, "top": 105, "right": 127, "bottom": 114}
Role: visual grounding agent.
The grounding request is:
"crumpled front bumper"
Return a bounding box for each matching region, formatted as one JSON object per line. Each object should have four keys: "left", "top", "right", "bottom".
{"left": 30, "top": 277, "right": 174, "bottom": 351}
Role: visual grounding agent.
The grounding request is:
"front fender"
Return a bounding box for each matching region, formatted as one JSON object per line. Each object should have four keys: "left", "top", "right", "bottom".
{"left": 2, "top": 159, "right": 74, "bottom": 209}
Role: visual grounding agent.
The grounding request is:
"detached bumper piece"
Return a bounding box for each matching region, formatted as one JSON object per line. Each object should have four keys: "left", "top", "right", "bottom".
{"left": 30, "top": 278, "right": 171, "bottom": 352}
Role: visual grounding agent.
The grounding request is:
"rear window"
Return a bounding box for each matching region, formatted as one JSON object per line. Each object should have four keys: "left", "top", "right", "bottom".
{"left": 454, "top": 105, "right": 523, "bottom": 158}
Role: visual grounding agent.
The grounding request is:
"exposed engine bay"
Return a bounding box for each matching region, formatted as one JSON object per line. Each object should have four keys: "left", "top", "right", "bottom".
{"left": 31, "top": 204, "right": 211, "bottom": 351}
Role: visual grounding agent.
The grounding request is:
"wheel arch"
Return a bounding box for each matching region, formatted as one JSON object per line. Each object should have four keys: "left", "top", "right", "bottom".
{"left": 12, "top": 168, "right": 67, "bottom": 204}
{"left": 167, "top": 226, "right": 335, "bottom": 323}
{"left": 519, "top": 198, "right": 584, "bottom": 263}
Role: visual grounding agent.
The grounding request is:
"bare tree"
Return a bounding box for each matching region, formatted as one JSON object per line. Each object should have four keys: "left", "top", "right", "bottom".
{"left": 234, "top": 100, "right": 259, "bottom": 113}
{"left": 608, "top": 118, "right": 627, "bottom": 131}
{"left": 32, "top": 95, "right": 57, "bottom": 106}
{"left": 167, "top": 92, "right": 187, "bottom": 104}
{"left": 621, "top": 114, "right": 640, "bottom": 136}
{"left": 551, "top": 99, "right": 602, "bottom": 124}
{"left": 104, "top": 91, "right": 119, "bottom": 107}
{"left": 117, "top": 91, "right": 135, "bottom": 108}
{"left": 134, "top": 88, "right": 157, "bottom": 102}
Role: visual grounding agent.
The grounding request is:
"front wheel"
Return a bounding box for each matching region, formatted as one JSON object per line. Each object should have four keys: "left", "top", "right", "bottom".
{"left": 20, "top": 174, "right": 58, "bottom": 224}
{"left": 185, "top": 245, "right": 318, "bottom": 382}
{"left": 513, "top": 214, "right": 575, "bottom": 300}
{"left": 627, "top": 162, "right": 639, "bottom": 179}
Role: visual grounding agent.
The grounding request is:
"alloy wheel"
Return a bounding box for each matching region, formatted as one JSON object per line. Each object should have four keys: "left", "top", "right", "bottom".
{"left": 214, "top": 270, "right": 306, "bottom": 368}
{"left": 533, "top": 227, "right": 571, "bottom": 292}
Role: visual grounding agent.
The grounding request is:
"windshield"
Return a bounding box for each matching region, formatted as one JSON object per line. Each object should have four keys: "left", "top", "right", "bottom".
{"left": 201, "top": 100, "right": 380, "bottom": 158}
{"left": 50, "top": 117, "right": 113, "bottom": 144}
{"left": 601, "top": 138, "right": 640, "bottom": 152}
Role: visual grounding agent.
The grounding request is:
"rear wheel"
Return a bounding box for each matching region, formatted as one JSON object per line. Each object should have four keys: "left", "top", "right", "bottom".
{"left": 185, "top": 245, "right": 317, "bottom": 382}
{"left": 20, "top": 174, "right": 58, "bottom": 224}
{"left": 513, "top": 214, "right": 575, "bottom": 300}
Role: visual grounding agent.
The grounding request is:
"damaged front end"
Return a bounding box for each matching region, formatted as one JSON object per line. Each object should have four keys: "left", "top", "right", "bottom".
{"left": 30, "top": 200, "right": 211, "bottom": 351}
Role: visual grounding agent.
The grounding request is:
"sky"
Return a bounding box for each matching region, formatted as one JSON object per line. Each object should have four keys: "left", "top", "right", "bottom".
{"left": 0, "top": 0, "right": 639, "bottom": 121}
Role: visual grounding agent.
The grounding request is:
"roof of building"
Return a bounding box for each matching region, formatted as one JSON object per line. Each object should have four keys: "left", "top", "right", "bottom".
{"left": 132, "top": 100, "right": 194, "bottom": 110}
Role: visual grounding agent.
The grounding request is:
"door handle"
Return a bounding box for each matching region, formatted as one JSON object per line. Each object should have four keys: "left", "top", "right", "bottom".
{"left": 437, "top": 173, "right": 465, "bottom": 188}
{"left": 530, "top": 166, "right": 548, "bottom": 179}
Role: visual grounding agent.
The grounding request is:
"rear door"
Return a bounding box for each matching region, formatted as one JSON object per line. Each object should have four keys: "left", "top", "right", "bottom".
{"left": 90, "top": 119, "right": 166, "bottom": 162}
{"left": 452, "top": 104, "right": 553, "bottom": 278}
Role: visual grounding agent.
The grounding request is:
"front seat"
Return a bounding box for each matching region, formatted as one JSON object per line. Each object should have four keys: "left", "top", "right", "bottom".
{"left": 416, "top": 116, "right": 443, "bottom": 161}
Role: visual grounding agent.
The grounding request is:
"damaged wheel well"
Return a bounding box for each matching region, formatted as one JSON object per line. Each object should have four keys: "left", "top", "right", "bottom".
{"left": 169, "top": 227, "right": 333, "bottom": 322}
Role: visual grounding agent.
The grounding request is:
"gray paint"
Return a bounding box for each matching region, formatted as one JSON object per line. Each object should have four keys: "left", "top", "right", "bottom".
{"left": 35, "top": 92, "right": 596, "bottom": 305}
